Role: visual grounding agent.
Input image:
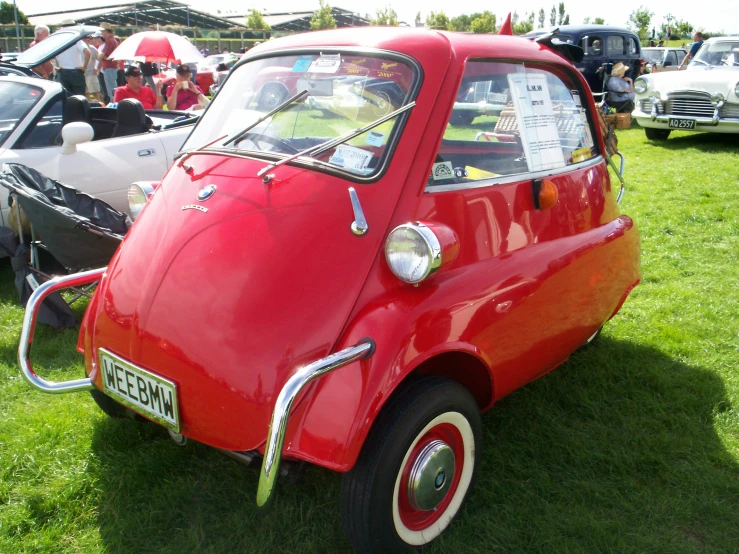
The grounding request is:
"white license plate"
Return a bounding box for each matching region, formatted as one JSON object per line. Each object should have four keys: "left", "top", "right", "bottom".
{"left": 98, "top": 348, "right": 179, "bottom": 432}
{"left": 668, "top": 118, "right": 696, "bottom": 130}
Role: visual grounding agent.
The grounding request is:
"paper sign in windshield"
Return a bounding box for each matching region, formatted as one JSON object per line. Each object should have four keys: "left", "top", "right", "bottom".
{"left": 308, "top": 54, "right": 341, "bottom": 74}
{"left": 366, "top": 130, "right": 385, "bottom": 147}
{"left": 329, "top": 145, "right": 373, "bottom": 171}
{"left": 292, "top": 56, "right": 314, "bottom": 72}
{"left": 507, "top": 73, "right": 565, "bottom": 172}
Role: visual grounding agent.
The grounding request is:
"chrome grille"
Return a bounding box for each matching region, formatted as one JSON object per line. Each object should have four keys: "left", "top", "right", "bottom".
{"left": 639, "top": 100, "right": 664, "bottom": 114}
{"left": 720, "top": 103, "right": 739, "bottom": 119}
{"left": 665, "top": 92, "right": 715, "bottom": 118}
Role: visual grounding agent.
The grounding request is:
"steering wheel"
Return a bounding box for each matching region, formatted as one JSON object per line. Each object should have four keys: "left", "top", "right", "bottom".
{"left": 234, "top": 132, "right": 298, "bottom": 154}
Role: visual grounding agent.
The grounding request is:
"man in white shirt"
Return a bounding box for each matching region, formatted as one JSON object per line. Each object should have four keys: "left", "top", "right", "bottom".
{"left": 54, "top": 20, "right": 90, "bottom": 96}
{"left": 83, "top": 33, "right": 103, "bottom": 102}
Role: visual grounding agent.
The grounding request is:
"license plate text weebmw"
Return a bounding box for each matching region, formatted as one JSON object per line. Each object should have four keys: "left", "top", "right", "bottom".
{"left": 98, "top": 349, "right": 180, "bottom": 432}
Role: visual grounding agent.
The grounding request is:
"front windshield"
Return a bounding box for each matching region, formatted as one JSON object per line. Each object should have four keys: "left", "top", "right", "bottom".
{"left": 692, "top": 41, "right": 739, "bottom": 67}
{"left": 0, "top": 82, "right": 43, "bottom": 146}
{"left": 15, "top": 30, "right": 83, "bottom": 66}
{"left": 183, "top": 52, "right": 416, "bottom": 177}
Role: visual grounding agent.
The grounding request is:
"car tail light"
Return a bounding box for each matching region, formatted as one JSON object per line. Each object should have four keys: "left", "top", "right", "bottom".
{"left": 385, "top": 222, "right": 459, "bottom": 284}
{"left": 128, "top": 181, "right": 158, "bottom": 220}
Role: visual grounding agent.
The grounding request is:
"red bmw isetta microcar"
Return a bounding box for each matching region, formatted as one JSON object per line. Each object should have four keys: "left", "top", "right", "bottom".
{"left": 19, "top": 28, "right": 639, "bottom": 552}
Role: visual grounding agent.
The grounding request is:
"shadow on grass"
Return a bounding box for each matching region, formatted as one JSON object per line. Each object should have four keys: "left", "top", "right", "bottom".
{"left": 635, "top": 126, "right": 739, "bottom": 153}
{"left": 88, "top": 337, "right": 739, "bottom": 553}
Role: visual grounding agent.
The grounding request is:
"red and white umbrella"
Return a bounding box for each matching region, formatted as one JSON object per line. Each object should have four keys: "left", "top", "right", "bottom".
{"left": 109, "top": 31, "right": 204, "bottom": 64}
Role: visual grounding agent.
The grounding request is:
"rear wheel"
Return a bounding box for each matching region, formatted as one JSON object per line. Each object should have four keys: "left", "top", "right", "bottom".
{"left": 449, "top": 112, "right": 475, "bottom": 126}
{"left": 340, "top": 377, "right": 481, "bottom": 553}
{"left": 645, "top": 128, "right": 671, "bottom": 140}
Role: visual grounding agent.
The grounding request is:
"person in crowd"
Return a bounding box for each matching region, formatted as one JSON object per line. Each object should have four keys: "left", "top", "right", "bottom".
{"left": 82, "top": 33, "right": 103, "bottom": 102}
{"left": 201, "top": 46, "right": 210, "bottom": 56}
{"left": 648, "top": 40, "right": 656, "bottom": 47}
{"left": 166, "top": 64, "right": 207, "bottom": 111}
{"left": 658, "top": 40, "right": 664, "bottom": 47}
{"left": 680, "top": 32, "right": 704, "bottom": 69}
{"left": 29, "top": 25, "right": 53, "bottom": 79}
{"left": 113, "top": 66, "right": 163, "bottom": 109}
{"left": 606, "top": 62, "right": 635, "bottom": 113}
{"left": 97, "top": 24, "right": 121, "bottom": 100}
{"left": 634, "top": 59, "right": 649, "bottom": 77}
{"left": 139, "top": 60, "right": 159, "bottom": 90}
{"left": 54, "top": 19, "right": 90, "bottom": 96}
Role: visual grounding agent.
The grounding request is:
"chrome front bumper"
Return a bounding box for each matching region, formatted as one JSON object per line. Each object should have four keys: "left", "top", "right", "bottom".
{"left": 633, "top": 100, "right": 739, "bottom": 130}
{"left": 18, "top": 268, "right": 375, "bottom": 506}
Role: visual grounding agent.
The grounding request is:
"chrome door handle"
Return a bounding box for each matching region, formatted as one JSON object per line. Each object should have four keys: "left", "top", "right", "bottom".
{"left": 348, "top": 187, "right": 368, "bottom": 236}
{"left": 138, "top": 148, "right": 156, "bottom": 157}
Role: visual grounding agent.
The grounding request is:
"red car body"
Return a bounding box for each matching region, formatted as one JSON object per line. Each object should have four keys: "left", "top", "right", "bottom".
{"left": 22, "top": 27, "right": 639, "bottom": 552}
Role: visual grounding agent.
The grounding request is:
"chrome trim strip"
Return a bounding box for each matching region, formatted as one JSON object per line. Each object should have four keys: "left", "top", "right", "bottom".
{"left": 348, "top": 187, "right": 368, "bottom": 236}
{"left": 257, "top": 340, "right": 375, "bottom": 507}
{"left": 425, "top": 155, "right": 603, "bottom": 193}
{"left": 18, "top": 267, "right": 106, "bottom": 394}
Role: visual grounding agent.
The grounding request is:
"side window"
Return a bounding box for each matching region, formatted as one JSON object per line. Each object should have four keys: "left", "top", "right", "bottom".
{"left": 18, "top": 96, "right": 64, "bottom": 149}
{"left": 628, "top": 38, "right": 639, "bottom": 55}
{"left": 664, "top": 51, "right": 677, "bottom": 66}
{"left": 427, "top": 61, "right": 598, "bottom": 188}
{"left": 607, "top": 35, "right": 625, "bottom": 55}
{"left": 580, "top": 36, "right": 603, "bottom": 56}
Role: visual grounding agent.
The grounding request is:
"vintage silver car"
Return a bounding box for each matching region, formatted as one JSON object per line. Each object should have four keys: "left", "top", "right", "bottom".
{"left": 633, "top": 36, "right": 739, "bottom": 140}
{"left": 641, "top": 46, "right": 688, "bottom": 73}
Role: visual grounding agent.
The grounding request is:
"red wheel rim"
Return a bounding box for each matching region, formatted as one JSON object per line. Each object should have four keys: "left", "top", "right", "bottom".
{"left": 396, "top": 422, "right": 465, "bottom": 531}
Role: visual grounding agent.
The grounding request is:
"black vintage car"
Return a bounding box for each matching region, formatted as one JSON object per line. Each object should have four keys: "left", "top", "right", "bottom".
{"left": 525, "top": 25, "right": 642, "bottom": 92}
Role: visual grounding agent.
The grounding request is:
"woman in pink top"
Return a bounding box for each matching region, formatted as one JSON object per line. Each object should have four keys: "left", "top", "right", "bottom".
{"left": 166, "top": 64, "right": 207, "bottom": 111}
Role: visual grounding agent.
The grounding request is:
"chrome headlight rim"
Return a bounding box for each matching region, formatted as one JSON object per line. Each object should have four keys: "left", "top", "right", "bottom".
{"left": 127, "top": 182, "right": 155, "bottom": 221}
{"left": 634, "top": 77, "right": 648, "bottom": 94}
{"left": 385, "top": 222, "right": 442, "bottom": 284}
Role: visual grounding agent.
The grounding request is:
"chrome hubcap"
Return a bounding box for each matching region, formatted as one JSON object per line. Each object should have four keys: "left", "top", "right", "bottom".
{"left": 407, "top": 440, "right": 455, "bottom": 511}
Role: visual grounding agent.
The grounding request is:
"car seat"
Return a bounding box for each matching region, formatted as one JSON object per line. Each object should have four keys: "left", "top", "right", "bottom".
{"left": 111, "top": 99, "right": 150, "bottom": 138}
{"left": 64, "top": 95, "right": 91, "bottom": 125}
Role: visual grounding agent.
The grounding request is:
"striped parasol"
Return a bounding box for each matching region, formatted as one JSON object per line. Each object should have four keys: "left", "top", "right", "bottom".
{"left": 109, "top": 31, "right": 204, "bottom": 64}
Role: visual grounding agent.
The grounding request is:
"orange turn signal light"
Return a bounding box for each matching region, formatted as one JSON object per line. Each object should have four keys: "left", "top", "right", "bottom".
{"left": 533, "top": 179, "right": 558, "bottom": 210}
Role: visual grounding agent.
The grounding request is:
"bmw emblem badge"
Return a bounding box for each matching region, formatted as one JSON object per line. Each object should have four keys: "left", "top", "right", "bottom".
{"left": 197, "top": 184, "right": 217, "bottom": 201}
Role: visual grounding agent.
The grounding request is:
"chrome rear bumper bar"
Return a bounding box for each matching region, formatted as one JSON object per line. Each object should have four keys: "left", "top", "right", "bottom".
{"left": 18, "top": 267, "right": 106, "bottom": 394}
{"left": 257, "top": 339, "right": 375, "bottom": 506}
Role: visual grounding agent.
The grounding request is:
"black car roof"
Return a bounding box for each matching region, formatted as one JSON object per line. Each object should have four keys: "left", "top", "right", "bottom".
{"left": 525, "top": 25, "right": 639, "bottom": 38}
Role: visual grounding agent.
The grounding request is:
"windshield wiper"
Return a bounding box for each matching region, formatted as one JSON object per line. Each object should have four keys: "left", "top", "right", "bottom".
{"left": 256, "top": 101, "right": 416, "bottom": 178}
{"left": 224, "top": 89, "right": 309, "bottom": 147}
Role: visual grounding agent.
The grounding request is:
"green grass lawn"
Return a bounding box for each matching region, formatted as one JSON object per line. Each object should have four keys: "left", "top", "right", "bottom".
{"left": 1, "top": 126, "right": 738, "bottom": 552}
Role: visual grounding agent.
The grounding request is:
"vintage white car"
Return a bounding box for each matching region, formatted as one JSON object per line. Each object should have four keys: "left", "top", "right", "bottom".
{"left": 0, "top": 26, "right": 198, "bottom": 230}
{"left": 633, "top": 36, "right": 739, "bottom": 140}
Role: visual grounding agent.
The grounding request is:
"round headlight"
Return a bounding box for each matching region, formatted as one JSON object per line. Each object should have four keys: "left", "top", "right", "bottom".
{"left": 127, "top": 182, "right": 155, "bottom": 220}
{"left": 385, "top": 223, "right": 442, "bottom": 284}
{"left": 634, "top": 77, "right": 648, "bottom": 94}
